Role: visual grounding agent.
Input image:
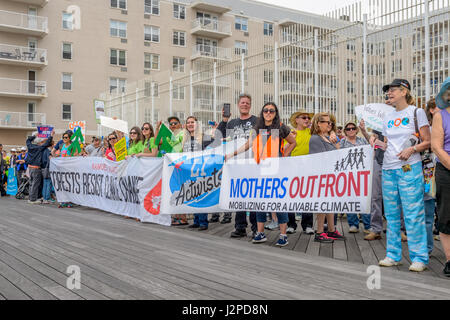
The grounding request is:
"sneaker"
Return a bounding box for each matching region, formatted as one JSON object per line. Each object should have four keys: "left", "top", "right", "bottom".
{"left": 364, "top": 232, "right": 382, "bottom": 241}
{"left": 363, "top": 229, "right": 371, "bottom": 234}
{"left": 220, "top": 218, "right": 232, "bottom": 224}
{"left": 41, "top": 200, "right": 50, "bottom": 204}
{"left": 198, "top": 225, "right": 208, "bottom": 231}
{"left": 401, "top": 232, "right": 408, "bottom": 242}
{"left": 444, "top": 261, "right": 450, "bottom": 277}
{"left": 252, "top": 232, "right": 267, "bottom": 243}
{"left": 230, "top": 229, "right": 247, "bottom": 238}
{"left": 305, "top": 227, "right": 315, "bottom": 235}
{"left": 286, "top": 227, "right": 296, "bottom": 234}
{"left": 327, "top": 230, "right": 346, "bottom": 241}
{"left": 409, "top": 262, "right": 427, "bottom": 272}
{"left": 265, "top": 220, "right": 279, "bottom": 230}
{"left": 348, "top": 226, "right": 359, "bottom": 233}
{"left": 379, "top": 257, "right": 401, "bottom": 267}
{"left": 28, "top": 199, "right": 41, "bottom": 204}
{"left": 314, "top": 233, "right": 334, "bottom": 243}
{"left": 188, "top": 224, "right": 200, "bottom": 229}
{"left": 209, "top": 217, "right": 219, "bottom": 223}
{"left": 276, "top": 235, "right": 289, "bottom": 247}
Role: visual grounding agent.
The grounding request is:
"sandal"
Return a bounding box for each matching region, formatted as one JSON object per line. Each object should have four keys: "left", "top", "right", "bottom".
{"left": 178, "top": 221, "right": 189, "bottom": 225}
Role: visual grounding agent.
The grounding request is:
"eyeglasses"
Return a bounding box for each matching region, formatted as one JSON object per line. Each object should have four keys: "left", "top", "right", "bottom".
{"left": 299, "top": 116, "right": 311, "bottom": 120}
{"left": 129, "top": 131, "right": 137, "bottom": 135}
{"left": 263, "top": 108, "right": 276, "bottom": 114}
{"left": 108, "top": 137, "right": 116, "bottom": 141}
{"left": 387, "top": 87, "right": 401, "bottom": 93}
{"left": 345, "top": 127, "right": 357, "bottom": 131}
{"left": 169, "top": 122, "right": 179, "bottom": 126}
{"left": 319, "top": 120, "right": 331, "bottom": 125}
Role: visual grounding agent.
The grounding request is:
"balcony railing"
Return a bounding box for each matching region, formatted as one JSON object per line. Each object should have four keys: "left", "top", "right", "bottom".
{"left": 0, "top": 10, "right": 48, "bottom": 35}
{"left": 0, "top": 43, "right": 47, "bottom": 65}
{"left": 0, "top": 111, "right": 46, "bottom": 128}
{"left": 9, "top": 0, "right": 48, "bottom": 6}
{"left": 191, "top": 18, "right": 231, "bottom": 37}
{"left": 192, "top": 44, "right": 231, "bottom": 61}
{"left": 0, "top": 78, "right": 47, "bottom": 97}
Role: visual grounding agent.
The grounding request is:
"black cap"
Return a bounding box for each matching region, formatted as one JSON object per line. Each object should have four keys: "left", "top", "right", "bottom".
{"left": 383, "top": 79, "right": 411, "bottom": 93}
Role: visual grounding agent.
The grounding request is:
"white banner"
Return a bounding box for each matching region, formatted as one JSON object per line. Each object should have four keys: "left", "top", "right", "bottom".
{"left": 50, "top": 157, "right": 171, "bottom": 226}
{"left": 355, "top": 103, "right": 394, "bottom": 132}
{"left": 220, "top": 146, "right": 374, "bottom": 214}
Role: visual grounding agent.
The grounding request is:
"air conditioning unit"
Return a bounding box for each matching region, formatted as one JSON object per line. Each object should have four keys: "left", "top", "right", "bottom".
{"left": 121, "top": 67, "right": 127, "bottom": 72}
{"left": 144, "top": 14, "right": 150, "bottom": 19}
{"left": 121, "top": 10, "right": 127, "bottom": 15}
{"left": 144, "top": 42, "right": 151, "bottom": 47}
{"left": 244, "top": 32, "right": 249, "bottom": 37}
{"left": 121, "top": 38, "right": 127, "bottom": 43}
{"left": 144, "top": 69, "right": 151, "bottom": 75}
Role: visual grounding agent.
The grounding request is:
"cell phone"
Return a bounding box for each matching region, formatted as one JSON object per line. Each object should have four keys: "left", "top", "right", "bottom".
{"left": 208, "top": 121, "right": 216, "bottom": 126}
{"left": 223, "top": 103, "right": 231, "bottom": 118}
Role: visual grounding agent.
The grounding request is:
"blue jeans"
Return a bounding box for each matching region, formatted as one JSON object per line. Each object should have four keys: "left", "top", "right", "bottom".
{"left": 194, "top": 214, "right": 208, "bottom": 227}
{"left": 42, "top": 178, "right": 52, "bottom": 201}
{"left": 382, "top": 162, "right": 428, "bottom": 264}
{"left": 347, "top": 213, "right": 371, "bottom": 230}
{"left": 256, "top": 212, "right": 288, "bottom": 224}
{"left": 424, "top": 199, "right": 435, "bottom": 254}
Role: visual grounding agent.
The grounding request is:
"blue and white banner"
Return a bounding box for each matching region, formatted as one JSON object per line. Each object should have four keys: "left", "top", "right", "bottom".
{"left": 6, "top": 167, "right": 18, "bottom": 196}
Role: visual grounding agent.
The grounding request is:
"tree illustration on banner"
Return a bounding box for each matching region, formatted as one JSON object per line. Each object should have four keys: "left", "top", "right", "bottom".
{"left": 68, "top": 127, "right": 85, "bottom": 155}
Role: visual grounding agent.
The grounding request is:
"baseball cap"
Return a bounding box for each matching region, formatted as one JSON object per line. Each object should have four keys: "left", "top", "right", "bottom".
{"left": 382, "top": 79, "right": 411, "bottom": 93}
{"left": 21, "top": 147, "right": 27, "bottom": 151}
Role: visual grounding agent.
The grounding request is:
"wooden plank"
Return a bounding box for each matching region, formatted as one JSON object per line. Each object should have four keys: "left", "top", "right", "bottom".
{"left": 341, "top": 218, "right": 363, "bottom": 264}
{"left": 283, "top": 228, "right": 302, "bottom": 251}
{"left": 293, "top": 232, "right": 312, "bottom": 253}
{"left": 0, "top": 274, "right": 31, "bottom": 300}
{"left": 333, "top": 217, "right": 347, "bottom": 261}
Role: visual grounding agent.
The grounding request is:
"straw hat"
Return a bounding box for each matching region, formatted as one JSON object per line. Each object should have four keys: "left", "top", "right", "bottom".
{"left": 289, "top": 110, "right": 315, "bottom": 128}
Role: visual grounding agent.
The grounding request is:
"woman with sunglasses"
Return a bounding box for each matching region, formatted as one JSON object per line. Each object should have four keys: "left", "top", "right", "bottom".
{"left": 226, "top": 102, "right": 296, "bottom": 246}
{"left": 58, "top": 132, "right": 76, "bottom": 208}
{"left": 105, "top": 132, "right": 118, "bottom": 161}
{"left": 339, "top": 120, "right": 371, "bottom": 234}
{"left": 135, "top": 123, "right": 158, "bottom": 158}
{"left": 379, "top": 79, "right": 430, "bottom": 272}
{"left": 309, "top": 112, "right": 345, "bottom": 243}
{"left": 127, "top": 126, "right": 145, "bottom": 156}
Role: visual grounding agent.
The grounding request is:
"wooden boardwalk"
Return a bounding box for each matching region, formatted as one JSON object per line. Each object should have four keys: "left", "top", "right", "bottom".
{"left": 0, "top": 197, "right": 449, "bottom": 300}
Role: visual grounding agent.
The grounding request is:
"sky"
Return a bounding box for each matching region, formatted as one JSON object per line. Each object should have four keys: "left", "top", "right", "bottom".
{"left": 254, "top": 0, "right": 359, "bottom": 15}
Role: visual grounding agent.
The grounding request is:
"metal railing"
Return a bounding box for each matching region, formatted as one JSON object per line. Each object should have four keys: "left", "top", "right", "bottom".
{"left": 193, "top": 99, "right": 225, "bottom": 112}
{"left": 191, "top": 18, "right": 232, "bottom": 35}
{"left": 0, "top": 43, "right": 47, "bottom": 64}
{"left": 0, "top": 10, "right": 48, "bottom": 33}
{"left": 0, "top": 111, "right": 46, "bottom": 128}
{"left": 192, "top": 44, "right": 232, "bottom": 61}
{"left": 0, "top": 78, "right": 47, "bottom": 96}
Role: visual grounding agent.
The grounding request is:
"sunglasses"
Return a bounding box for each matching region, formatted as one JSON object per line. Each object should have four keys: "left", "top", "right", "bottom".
{"left": 299, "top": 116, "right": 311, "bottom": 120}
{"left": 319, "top": 120, "right": 331, "bottom": 125}
{"left": 63, "top": 136, "right": 69, "bottom": 139}
{"left": 108, "top": 137, "right": 117, "bottom": 141}
{"left": 345, "top": 127, "right": 357, "bottom": 131}
{"left": 169, "top": 122, "right": 179, "bottom": 126}
{"left": 263, "top": 108, "right": 276, "bottom": 114}
{"left": 142, "top": 127, "right": 151, "bottom": 131}
{"left": 129, "top": 131, "right": 137, "bottom": 135}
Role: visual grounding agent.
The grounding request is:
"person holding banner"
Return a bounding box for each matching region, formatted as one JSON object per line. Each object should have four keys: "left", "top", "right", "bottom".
{"left": 127, "top": 127, "right": 145, "bottom": 156}
{"left": 309, "top": 113, "right": 345, "bottom": 243}
{"left": 226, "top": 102, "right": 297, "bottom": 246}
{"left": 379, "top": 79, "right": 430, "bottom": 272}
{"left": 135, "top": 123, "right": 158, "bottom": 158}
{"left": 105, "top": 132, "right": 118, "bottom": 161}
{"left": 57, "top": 131, "right": 76, "bottom": 208}
{"left": 431, "top": 77, "right": 450, "bottom": 276}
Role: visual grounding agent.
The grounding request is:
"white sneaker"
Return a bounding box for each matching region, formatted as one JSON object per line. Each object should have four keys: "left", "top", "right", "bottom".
{"left": 265, "top": 221, "right": 279, "bottom": 230}
{"left": 409, "top": 262, "right": 427, "bottom": 272}
{"left": 28, "top": 199, "right": 41, "bottom": 204}
{"left": 305, "top": 227, "right": 314, "bottom": 235}
{"left": 286, "top": 227, "right": 296, "bottom": 234}
{"left": 379, "top": 257, "right": 401, "bottom": 267}
{"left": 348, "top": 226, "right": 359, "bottom": 233}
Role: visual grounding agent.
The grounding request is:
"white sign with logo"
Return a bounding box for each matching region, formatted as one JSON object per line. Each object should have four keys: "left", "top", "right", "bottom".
{"left": 355, "top": 103, "right": 394, "bottom": 132}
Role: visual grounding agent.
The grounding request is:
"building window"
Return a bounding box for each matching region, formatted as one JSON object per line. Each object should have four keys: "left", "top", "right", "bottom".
{"left": 263, "top": 94, "right": 274, "bottom": 103}
{"left": 263, "top": 22, "right": 273, "bottom": 36}
{"left": 111, "top": 0, "right": 126, "bottom": 9}
{"left": 62, "top": 73, "right": 72, "bottom": 90}
{"left": 145, "top": 0, "right": 159, "bottom": 15}
{"left": 173, "top": 4, "right": 185, "bottom": 19}
{"left": 347, "top": 102, "right": 354, "bottom": 114}
{"left": 28, "top": 102, "right": 36, "bottom": 122}
{"left": 347, "top": 81, "right": 354, "bottom": 94}
{"left": 391, "top": 59, "right": 402, "bottom": 72}
{"left": 346, "top": 59, "right": 354, "bottom": 72}
{"left": 110, "top": 49, "right": 126, "bottom": 66}
{"left": 144, "top": 25, "right": 160, "bottom": 42}
{"left": 392, "top": 37, "right": 402, "bottom": 52}
{"left": 110, "top": 20, "right": 127, "bottom": 38}
{"left": 62, "top": 12, "right": 73, "bottom": 30}
{"left": 172, "top": 83, "right": 185, "bottom": 100}
{"left": 264, "top": 70, "right": 273, "bottom": 84}
{"left": 235, "top": 16, "right": 248, "bottom": 31}
{"left": 62, "top": 43, "right": 72, "bottom": 60}
{"left": 173, "top": 31, "right": 186, "bottom": 46}
{"left": 264, "top": 45, "right": 273, "bottom": 60}
{"left": 235, "top": 41, "right": 248, "bottom": 55}
{"left": 62, "top": 103, "right": 72, "bottom": 120}
{"left": 110, "top": 78, "right": 126, "bottom": 93}
{"left": 173, "top": 57, "right": 185, "bottom": 72}
{"left": 144, "top": 53, "right": 159, "bottom": 70}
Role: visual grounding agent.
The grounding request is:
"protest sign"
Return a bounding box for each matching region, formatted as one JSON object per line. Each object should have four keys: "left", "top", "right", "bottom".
{"left": 220, "top": 146, "right": 374, "bottom": 214}
{"left": 94, "top": 99, "right": 105, "bottom": 124}
{"left": 114, "top": 137, "right": 127, "bottom": 161}
{"left": 155, "top": 123, "right": 174, "bottom": 157}
{"left": 68, "top": 120, "right": 86, "bottom": 140}
{"left": 37, "top": 126, "right": 53, "bottom": 138}
{"left": 100, "top": 116, "right": 128, "bottom": 133}
{"left": 50, "top": 156, "right": 170, "bottom": 226}
{"left": 6, "top": 167, "right": 18, "bottom": 196}
{"left": 355, "top": 103, "right": 394, "bottom": 132}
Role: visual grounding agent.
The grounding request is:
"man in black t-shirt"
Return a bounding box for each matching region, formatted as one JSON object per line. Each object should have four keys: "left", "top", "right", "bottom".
{"left": 212, "top": 94, "right": 258, "bottom": 237}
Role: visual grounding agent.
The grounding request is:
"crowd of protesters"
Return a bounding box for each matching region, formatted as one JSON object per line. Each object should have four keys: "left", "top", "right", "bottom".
{"left": 1, "top": 78, "right": 450, "bottom": 276}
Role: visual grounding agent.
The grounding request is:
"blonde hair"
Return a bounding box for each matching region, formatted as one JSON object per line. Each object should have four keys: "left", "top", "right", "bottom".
{"left": 310, "top": 112, "right": 330, "bottom": 136}
{"left": 401, "top": 87, "right": 416, "bottom": 105}
{"left": 182, "top": 116, "right": 203, "bottom": 148}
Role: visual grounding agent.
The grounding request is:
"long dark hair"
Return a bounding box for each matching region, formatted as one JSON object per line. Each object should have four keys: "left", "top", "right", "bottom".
{"left": 129, "top": 126, "right": 143, "bottom": 145}
{"left": 107, "top": 132, "right": 118, "bottom": 149}
{"left": 141, "top": 122, "right": 155, "bottom": 139}
{"left": 254, "top": 102, "right": 281, "bottom": 132}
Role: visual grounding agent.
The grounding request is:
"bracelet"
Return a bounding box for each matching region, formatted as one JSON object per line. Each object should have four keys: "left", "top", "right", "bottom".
{"left": 413, "top": 146, "right": 417, "bottom": 153}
